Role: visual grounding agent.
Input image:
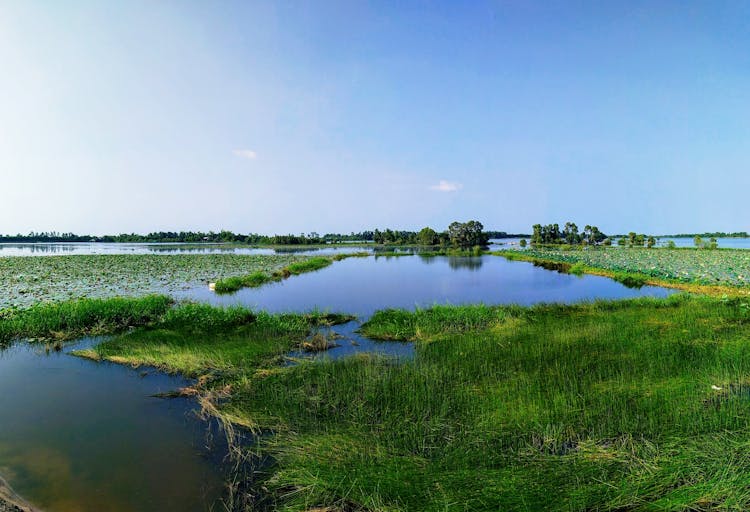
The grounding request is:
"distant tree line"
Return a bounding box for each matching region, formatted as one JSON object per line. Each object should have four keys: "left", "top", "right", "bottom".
{"left": 369, "top": 221, "right": 489, "bottom": 248}
{"left": 666, "top": 232, "right": 748, "bottom": 238}
{"left": 523, "top": 227, "right": 721, "bottom": 250}
{"left": 530, "top": 222, "right": 607, "bottom": 246}
{"left": 0, "top": 221, "right": 491, "bottom": 249}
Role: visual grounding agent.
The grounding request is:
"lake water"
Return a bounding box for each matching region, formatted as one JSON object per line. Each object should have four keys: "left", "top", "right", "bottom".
{"left": 654, "top": 237, "right": 750, "bottom": 249}
{"left": 1, "top": 253, "right": 675, "bottom": 511}
{"left": 0, "top": 339, "right": 226, "bottom": 512}
{"left": 3, "top": 239, "right": 750, "bottom": 257}
{"left": 179, "top": 254, "right": 674, "bottom": 316}
{"left": 0, "top": 242, "right": 373, "bottom": 257}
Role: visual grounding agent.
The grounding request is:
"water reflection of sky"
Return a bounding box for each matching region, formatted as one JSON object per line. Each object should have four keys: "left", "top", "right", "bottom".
{"left": 0, "top": 338, "right": 225, "bottom": 512}
{"left": 177, "top": 254, "right": 675, "bottom": 318}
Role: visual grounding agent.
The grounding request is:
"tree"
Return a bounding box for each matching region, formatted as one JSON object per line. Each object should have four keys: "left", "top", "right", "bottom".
{"left": 694, "top": 236, "right": 704, "bottom": 248}
{"left": 519, "top": 239, "right": 527, "bottom": 248}
{"left": 447, "top": 220, "right": 489, "bottom": 249}
{"left": 417, "top": 227, "right": 439, "bottom": 246}
{"left": 584, "top": 225, "right": 606, "bottom": 245}
{"left": 617, "top": 238, "right": 627, "bottom": 246}
{"left": 531, "top": 224, "right": 543, "bottom": 245}
{"left": 563, "top": 222, "right": 579, "bottom": 245}
{"left": 647, "top": 236, "right": 656, "bottom": 248}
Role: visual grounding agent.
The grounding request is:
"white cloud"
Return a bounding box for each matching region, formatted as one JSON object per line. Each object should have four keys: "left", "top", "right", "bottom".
{"left": 429, "top": 180, "right": 463, "bottom": 192}
{"left": 233, "top": 149, "right": 257, "bottom": 160}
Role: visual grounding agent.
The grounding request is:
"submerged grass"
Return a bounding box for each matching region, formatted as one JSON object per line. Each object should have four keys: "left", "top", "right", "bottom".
{"left": 74, "top": 293, "right": 750, "bottom": 511}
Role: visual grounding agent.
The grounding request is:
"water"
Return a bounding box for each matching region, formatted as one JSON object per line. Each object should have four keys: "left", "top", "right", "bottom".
{"left": 1, "top": 252, "right": 676, "bottom": 511}
{"left": 179, "top": 254, "right": 674, "bottom": 317}
{"left": 654, "top": 237, "right": 750, "bottom": 249}
{"left": 178, "top": 254, "right": 673, "bottom": 360}
{"left": 0, "top": 339, "right": 226, "bottom": 512}
{"left": 0, "top": 242, "right": 373, "bottom": 257}
{"left": 488, "top": 237, "right": 526, "bottom": 248}
{"left": 4, "top": 239, "right": 750, "bottom": 257}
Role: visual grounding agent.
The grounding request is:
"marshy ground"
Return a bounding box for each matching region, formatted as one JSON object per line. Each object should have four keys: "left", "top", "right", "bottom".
{"left": 50, "top": 294, "right": 750, "bottom": 511}
{"left": 5, "top": 247, "right": 750, "bottom": 510}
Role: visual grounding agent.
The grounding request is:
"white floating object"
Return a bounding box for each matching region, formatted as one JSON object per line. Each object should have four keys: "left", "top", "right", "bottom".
{"left": 711, "top": 385, "right": 723, "bottom": 391}
{"left": 208, "top": 282, "right": 216, "bottom": 291}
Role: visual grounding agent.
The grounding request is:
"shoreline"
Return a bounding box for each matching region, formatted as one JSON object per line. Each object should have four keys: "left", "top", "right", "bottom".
{"left": 0, "top": 478, "right": 35, "bottom": 512}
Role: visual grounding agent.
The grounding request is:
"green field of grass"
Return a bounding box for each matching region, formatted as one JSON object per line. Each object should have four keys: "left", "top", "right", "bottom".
{"left": 77, "top": 294, "right": 750, "bottom": 511}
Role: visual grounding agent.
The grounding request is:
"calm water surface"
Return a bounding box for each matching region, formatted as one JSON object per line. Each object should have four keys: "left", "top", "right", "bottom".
{"left": 0, "top": 339, "right": 226, "bottom": 512}
{"left": 0, "top": 242, "right": 371, "bottom": 257}
{"left": 179, "top": 254, "right": 675, "bottom": 316}
{"left": 4, "top": 239, "right": 750, "bottom": 256}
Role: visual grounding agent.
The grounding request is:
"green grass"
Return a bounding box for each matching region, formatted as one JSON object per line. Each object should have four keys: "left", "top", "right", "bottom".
{"left": 0, "top": 295, "right": 173, "bottom": 344}
{"left": 213, "top": 272, "right": 273, "bottom": 293}
{"left": 0, "top": 253, "right": 306, "bottom": 308}
{"left": 332, "top": 251, "right": 371, "bottom": 261}
{"left": 213, "top": 256, "right": 335, "bottom": 293}
{"left": 77, "top": 303, "right": 353, "bottom": 378}
{"left": 283, "top": 256, "right": 332, "bottom": 275}
{"left": 75, "top": 294, "right": 750, "bottom": 510}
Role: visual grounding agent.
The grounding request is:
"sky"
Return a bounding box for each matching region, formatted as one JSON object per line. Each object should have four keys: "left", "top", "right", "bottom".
{"left": 1, "top": 1, "right": 749, "bottom": 236}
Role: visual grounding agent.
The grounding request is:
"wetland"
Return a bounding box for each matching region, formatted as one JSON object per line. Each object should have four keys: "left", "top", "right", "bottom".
{"left": 3, "top": 245, "right": 750, "bottom": 510}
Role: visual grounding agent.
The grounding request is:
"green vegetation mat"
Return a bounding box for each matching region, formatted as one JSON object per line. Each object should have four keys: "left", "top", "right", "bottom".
{"left": 499, "top": 247, "right": 750, "bottom": 288}
{"left": 0, "top": 254, "right": 306, "bottom": 309}
{"left": 77, "top": 294, "right": 750, "bottom": 511}
{"left": 214, "top": 256, "right": 335, "bottom": 293}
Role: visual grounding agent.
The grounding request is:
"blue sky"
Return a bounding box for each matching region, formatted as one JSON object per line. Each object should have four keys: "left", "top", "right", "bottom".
{"left": 1, "top": 1, "right": 748, "bottom": 235}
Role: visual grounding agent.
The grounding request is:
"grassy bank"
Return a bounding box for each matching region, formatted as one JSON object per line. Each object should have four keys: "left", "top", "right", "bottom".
{"left": 0, "top": 295, "right": 173, "bottom": 344}
{"left": 496, "top": 248, "right": 750, "bottom": 296}
{"left": 213, "top": 256, "right": 334, "bottom": 293}
{"left": 0, "top": 253, "right": 307, "bottom": 309}
{"left": 80, "top": 294, "right": 750, "bottom": 510}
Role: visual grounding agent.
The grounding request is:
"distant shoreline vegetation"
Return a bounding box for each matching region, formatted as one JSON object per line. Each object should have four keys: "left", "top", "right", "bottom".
{"left": 0, "top": 222, "right": 516, "bottom": 246}
{"left": 526, "top": 222, "right": 745, "bottom": 249}
{"left": 655, "top": 232, "right": 750, "bottom": 238}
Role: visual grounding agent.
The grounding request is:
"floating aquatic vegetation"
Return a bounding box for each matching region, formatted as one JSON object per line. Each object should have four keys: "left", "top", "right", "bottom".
{"left": 504, "top": 248, "right": 750, "bottom": 288}
{"left": 0, "top": 254, "right": 306, "bottom": 309}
